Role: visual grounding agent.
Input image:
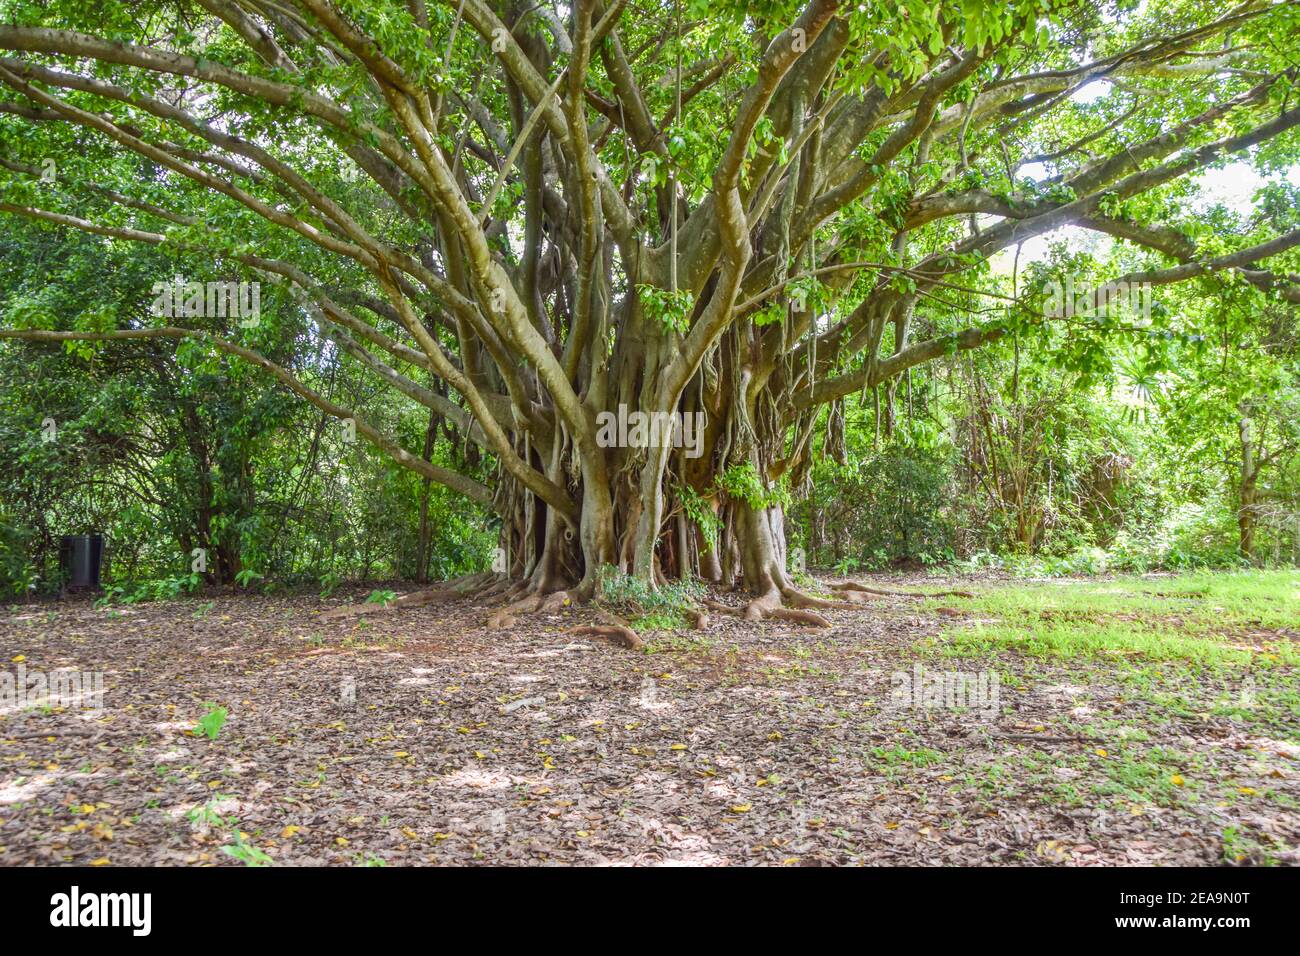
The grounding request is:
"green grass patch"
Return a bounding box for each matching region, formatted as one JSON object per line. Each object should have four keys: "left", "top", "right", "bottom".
{"left": 931, "top": 570, "right": 1300, "bottom": 667}
{"left": 632, "top": 610, "right": 687, "bottom": 632}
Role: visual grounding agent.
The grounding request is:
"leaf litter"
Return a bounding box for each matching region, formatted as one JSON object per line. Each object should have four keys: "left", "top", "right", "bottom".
{"left": 0, "top": 578, "right": 1296, "bottom": 866}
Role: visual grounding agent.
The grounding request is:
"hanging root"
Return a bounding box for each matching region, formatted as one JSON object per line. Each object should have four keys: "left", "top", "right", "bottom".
{"left": 830, "top": 581, "right": 975, "bottom": 600}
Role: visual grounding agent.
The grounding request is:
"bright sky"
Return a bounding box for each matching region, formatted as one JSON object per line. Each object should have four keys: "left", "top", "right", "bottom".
{"left": 986, "top": 75, "right": 1300, "bottom": 275}
{"left": 988, "top": 160, "right": 1300, "bottom": 276}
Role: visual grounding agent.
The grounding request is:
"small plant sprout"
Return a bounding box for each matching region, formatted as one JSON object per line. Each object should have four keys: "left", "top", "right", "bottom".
{"left": 194, "top": 703, "right": 228, "bottom": 740}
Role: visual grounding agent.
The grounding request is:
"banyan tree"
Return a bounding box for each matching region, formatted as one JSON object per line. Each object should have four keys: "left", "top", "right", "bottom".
{"left": 3, "top": 0, "right": 1299, "bottom": 622}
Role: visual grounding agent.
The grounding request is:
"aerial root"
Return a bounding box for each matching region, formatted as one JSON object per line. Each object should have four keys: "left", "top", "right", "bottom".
{"left": 830, "top": 581, "right": 975, "bottom": 599}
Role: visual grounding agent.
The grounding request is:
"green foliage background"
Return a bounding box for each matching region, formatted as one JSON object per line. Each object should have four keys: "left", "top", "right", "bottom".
{"left": 0, "top": 220, "right": 495, "bottom": 596}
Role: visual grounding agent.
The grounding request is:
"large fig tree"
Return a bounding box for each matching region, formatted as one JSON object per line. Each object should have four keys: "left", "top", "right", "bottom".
{"left": 2, "top": 0, "right": 1298, "bottom": 619}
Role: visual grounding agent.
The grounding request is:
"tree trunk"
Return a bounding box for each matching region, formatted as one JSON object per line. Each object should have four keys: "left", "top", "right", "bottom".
{"left": 1239, "top": 416, "right": 1259, "bottom": 562}
{"left": 415, "top": 410, "right": 436, "bottom": 584}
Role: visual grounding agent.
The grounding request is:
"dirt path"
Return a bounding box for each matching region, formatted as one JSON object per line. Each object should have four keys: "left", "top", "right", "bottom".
{"left": 1, "top": 582, "right": 1296, "bottom": 866}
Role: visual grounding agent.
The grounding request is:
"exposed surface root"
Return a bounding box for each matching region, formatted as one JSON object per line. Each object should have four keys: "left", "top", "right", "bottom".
{"left": 317, "top": 573, "right": 917, "bottom": 639}
{"left": 318, "top": 571, "right": 504, "bottom": 622}
{"left": 780, "top": 585, "right": 861, "bottom": 612}
{"left": 319, "top": 585, "right": 467, "bottom": 621}
{"left": 563, "top": 623, "right": 643, "bottom": 651}
{"left": 831, "top": 580, "right": 975, "bottom": 599}
{"left": 740, "top": 588, "right": 779, "bottom": 622}
{"left": 485, "top": 607, "right": 518, "bottom": 629}
{"left": 477, "top": 577, "right": 516, "bottom": 602}
{"left": 767, "top": 607, "right": 833, "bottom": 627}
{"left": 704, "top": 594, "right": 832, "bottom": 629}
{"left": 703, "top": 598, "right": 741, "bottom": 616}
{"left": 484, "top": 587, "right": 580, "bottom": 629}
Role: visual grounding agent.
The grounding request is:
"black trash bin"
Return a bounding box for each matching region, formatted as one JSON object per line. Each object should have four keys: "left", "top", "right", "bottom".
{"left": 59, "top": 534, "right": 104, "bottom": 590}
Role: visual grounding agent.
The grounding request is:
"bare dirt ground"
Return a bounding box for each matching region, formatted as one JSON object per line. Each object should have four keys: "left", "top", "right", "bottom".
{"left": 1, "top": 577, "right": 1297, "bottom": 866}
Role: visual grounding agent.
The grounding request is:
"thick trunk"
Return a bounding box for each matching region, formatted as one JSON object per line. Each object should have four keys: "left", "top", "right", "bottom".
{"left": 494, "top": 461, "right": 797, "bottom": 598}
{"left": 734, "top": 500, "right": 793, "bottom": 615}
{"left": 631, "top": 440, "right": 673, "bottom": 583}
{"left": 487, "top": 320, "right": 813, "bottom": 608}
